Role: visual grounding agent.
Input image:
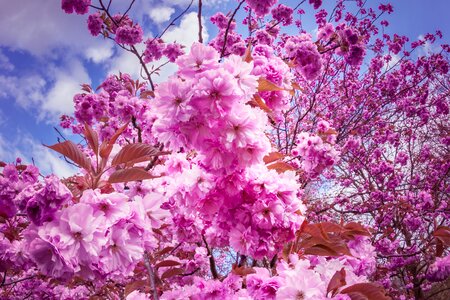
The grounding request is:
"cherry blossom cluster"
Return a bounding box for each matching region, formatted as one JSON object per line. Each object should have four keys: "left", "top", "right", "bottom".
{"left": 251, "top": 45, "right": 293, "bottom": 121}
{"left": 2, "top": 0, "right": 448, "bottom": 298}
{"left": 0, "top": 161, "right": 41, "bottom": 219}
{"left": 208, "top": 12, "right": 247, "bottom": 57}
{"left": 61, "top": 0, "right": 90, "bottom": 15}
{"left": 61, "top": 73, "right": 152, "bottom": 143}
{"left": 151, "top": 42, "right": 270, "bottom": 171}
{"left": 24, "top": 189, "right": 161, "bottom": 280}
{"left": 291, "top": 122, "right": 340, "bottom": 178}
{"left": 284, "top": 34, "right": 323, "bottom": 81}
{"left": 154, "top": 156, "right": 306, "bottom": 259}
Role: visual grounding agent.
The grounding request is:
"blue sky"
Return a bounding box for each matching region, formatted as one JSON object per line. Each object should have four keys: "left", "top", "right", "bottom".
{"left": 0, "top": 0, "right": 448, "bottom": 177}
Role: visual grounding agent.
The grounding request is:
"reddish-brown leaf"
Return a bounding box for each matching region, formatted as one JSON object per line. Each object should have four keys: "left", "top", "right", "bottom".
{"left": 99, "top": 122, "right": 130, "bottom": 159}
{"left": 263, "top": 152, "right": 284, "bottom": 164}
{"left": 80, "top": 84, "right": 92, "bottom": 93}
{"left": 111, "top": 143, "right": 160, "bottom": 166}
{"left": 161, "top": 267, "right": 185, "bottom": 280}
{"left": 124, "top": 151, "right": 170, "bottom": 168}
{"left": 251, "top": 94, "right": 272, "bottom": 113}
{"left": 291, "top": 82, "right": 302, "bottom": 91}
{"left": 155, "top": 260, "right": 182, "bottom": 268}
{"left": 267, "top": 161, "right": 295, "bottom": 173}
{"left": 153, "top": 228, "right": 163, "bottom": 236}
{"left": 231, "top": 264, "right": 256, "bottom": 276}
{"left": 433, "top": 226, "right": 450, "bottom": 246}
{"left": 341, "top": 283, "right": 391, "bottom": 300}
{"left": 140, "top": 90, "right": 155, "bottom": 99}
{"left": 242, "top": 42, "right": 253, "bottom": 63}
{"left": 124, "top": 280, "right": 147, "bottom": 297}
{"left": 436, "top": 239, "right": 444, "bottom": 257}
{"left": 303, "top": 223, "right": 328, "bottom": 240}
{"left": 108, "top": 167, "right": 158, "bottom": 183}
{"left": 299, "top": 234, "right": 352, "bottom": 257}
{"left": 16, "top": 164, "right": 28, "bottom": 171}
{"left": 322, "top": 222, "right": 345, "bottom": 233}
{"left": 156, "top": 247, "right": 175, "bottom": 258}
{"left": 342, "top": 222, "right": 371, "bottom": 239}
{"left": 304, "top": 244, "right": 341, "bottom": 256}
{"left": 84, "top": 123, "right": 99, "bottom": 155}
{"left": 327, "top": 268, "right": 346, "bottom": 297}
{"left": 257, "top": 78, "right": 284, "bottom": 92}
{"left": 45, "top": 141, "right": 92, "bottom": 171}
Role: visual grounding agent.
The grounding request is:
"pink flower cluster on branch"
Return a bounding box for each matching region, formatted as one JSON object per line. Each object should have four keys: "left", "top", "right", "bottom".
{"left": 2, "top": 0, "right": 449, "bottom": 298}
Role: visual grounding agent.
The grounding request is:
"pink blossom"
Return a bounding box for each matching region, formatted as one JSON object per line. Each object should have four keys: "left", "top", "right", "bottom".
{"left": 245, "top": 0, "right": 277, "bottom": 17}
{"left": 224, "top": 55, "right": 258, "bottom": 98}
{"left": 194, "top": 69, "right": 240, "bottom": 116}
{"left": 162, "top": 42, "right": 185, "bottom": 62}
{"left": 127, "top": 290, "right": 151, "bottom": 300}
{"left": 271, "top": 4, "right": 294, "bottom": 26}
{"left": 25, "top": 228, "right": 74, "bottom": 280}
{"left": 100, "top": 220, "right": 144, "bottom": 275}
{"left": 56, "top": 203, "right": 107, "bottom": 263}
{"left": 115, "top": 24, "right": 143, "bottom": 45}
{"left": 153, "top": 77, "right": 194, "bottom": 122}
{"left": 87, "top": 12, "right": 103, "bottom": 36}
{"left": 285, "top": 35, "right": 322, "bottom": 80}
{"left": 276, "top": 257, "right": 326, "bottom": 300}
{"left": 79, "top": 189, "right": 129, "bottom": 226}
{"left": 143, "top": 38, "right": 166, "bottom": 63}
{"left": 176, "top": 42, "right": 220, "bottom": 77}
{"left": 61, "top": 0, "right": 90, "bottom": 15}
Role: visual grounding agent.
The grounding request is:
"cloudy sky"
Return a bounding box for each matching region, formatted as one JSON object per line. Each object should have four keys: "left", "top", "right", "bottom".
{"left": 0, "top": 0, "right": 448, "bottom": 177}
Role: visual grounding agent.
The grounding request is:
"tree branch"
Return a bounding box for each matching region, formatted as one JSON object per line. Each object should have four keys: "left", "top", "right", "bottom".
{"left": 202, "top": 235, "right": 219, "bottom": 279}
{"left": 143, "top": 251, "right": 159, "bottom": 300}
{"left": 220, "top": 0, "right": 245, "bottom": 58}
{"left": 197, "top": 0, "right": 203, "bottom": 43}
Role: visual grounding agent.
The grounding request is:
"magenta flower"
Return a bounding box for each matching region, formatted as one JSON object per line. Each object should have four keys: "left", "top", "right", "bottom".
{"left": 61, "top": 0, "right": 90, "bottom": 15}
{"left": 194, "top": 69, "right": 239, "bottom": 116}
{"left": 176, "top": 42, "right": 220, "bottom": 77}
{"left": 87, "top": 12, "right": 103, "bottom": 36}
{"left": 115, "top": 24, "right": 144, "bottom": 45}
{"left": 26, "top": 228, "right": 74, "bottom": 280}
{"left": 57, "top": 203, "right": 107, "bottom": 263}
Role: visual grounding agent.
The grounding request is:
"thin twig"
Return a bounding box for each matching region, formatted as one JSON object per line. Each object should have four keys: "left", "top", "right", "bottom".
{"left": 143, "top": 251, "right": 159, "bottom": 300}
{"left": 145, "top": 143, "right": 164, "bottom": 171}
{"left": 158, "top": 0, "right": 194, "bottom": 39}
{"left": 1, "top": 276, "right": 35, "bottom": 287}
{"left": 197, "top": 0, "right": 203, "bottom": 43}
{"left": 98, "top": 0, "right": 155, "bottom": 90}
{"left": 202, "top": 235, "right": 219, "bottom": 279}
{"left": 220, "top": 0, "right": 245, "bottom": 58}
{"left": 53, "top": 127, "right": 67, "bottom": 141}
{"left": 131, "top": 116, "right": 142, "bottom": 143}
{"left": 119, "top": 0, "right": 136, "bottom": 24}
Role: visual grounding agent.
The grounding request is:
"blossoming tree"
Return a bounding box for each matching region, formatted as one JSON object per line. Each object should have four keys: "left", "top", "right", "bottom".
{"left": 1, "top": 0, "right": 449, "bottom": 299}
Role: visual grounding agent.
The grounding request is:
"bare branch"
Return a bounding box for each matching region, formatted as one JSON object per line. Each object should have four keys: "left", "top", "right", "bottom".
{"left": 197, "top": 0, "right": 203, "bottom": 43}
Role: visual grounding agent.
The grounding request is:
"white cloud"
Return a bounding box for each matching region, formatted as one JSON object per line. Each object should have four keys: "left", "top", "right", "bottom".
{"left": 85, "top": 42, "right": 115, "bottom": 64}
{"left": 43, "top": 60, "right": 91, "bottom": 117}
{"left": 164, "top": 12, "right": 209, "bottom": 45}
{"left": 148, "top": 6, "right": 175, "bottom": 24}
{"left": 107, "top": 12, "right": 209, "bottom": 83}
{"left": 0, "top": 0, "right": 104, "bottom": 57}
{"left": 0, "top": 59, "right": 90, "bottom": 121}
{"left": 0, "top": 133, "right": 77, "bottom": 178}
{"left": 107, "top": 44, "right": 146, "bottom": 80}
{"left": 0, "top": 75, "right": 46, "bottom": 109}
{"left": 0, "top": 50, "right": 13, "bottom": 71}
{"left": 152, "top": 12, "right": 209, "bottom": 83}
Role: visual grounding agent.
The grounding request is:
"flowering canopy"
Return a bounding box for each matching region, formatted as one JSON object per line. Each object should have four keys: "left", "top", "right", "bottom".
{"left": 1, "top": 0, "right": 449, "bottom": 299}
